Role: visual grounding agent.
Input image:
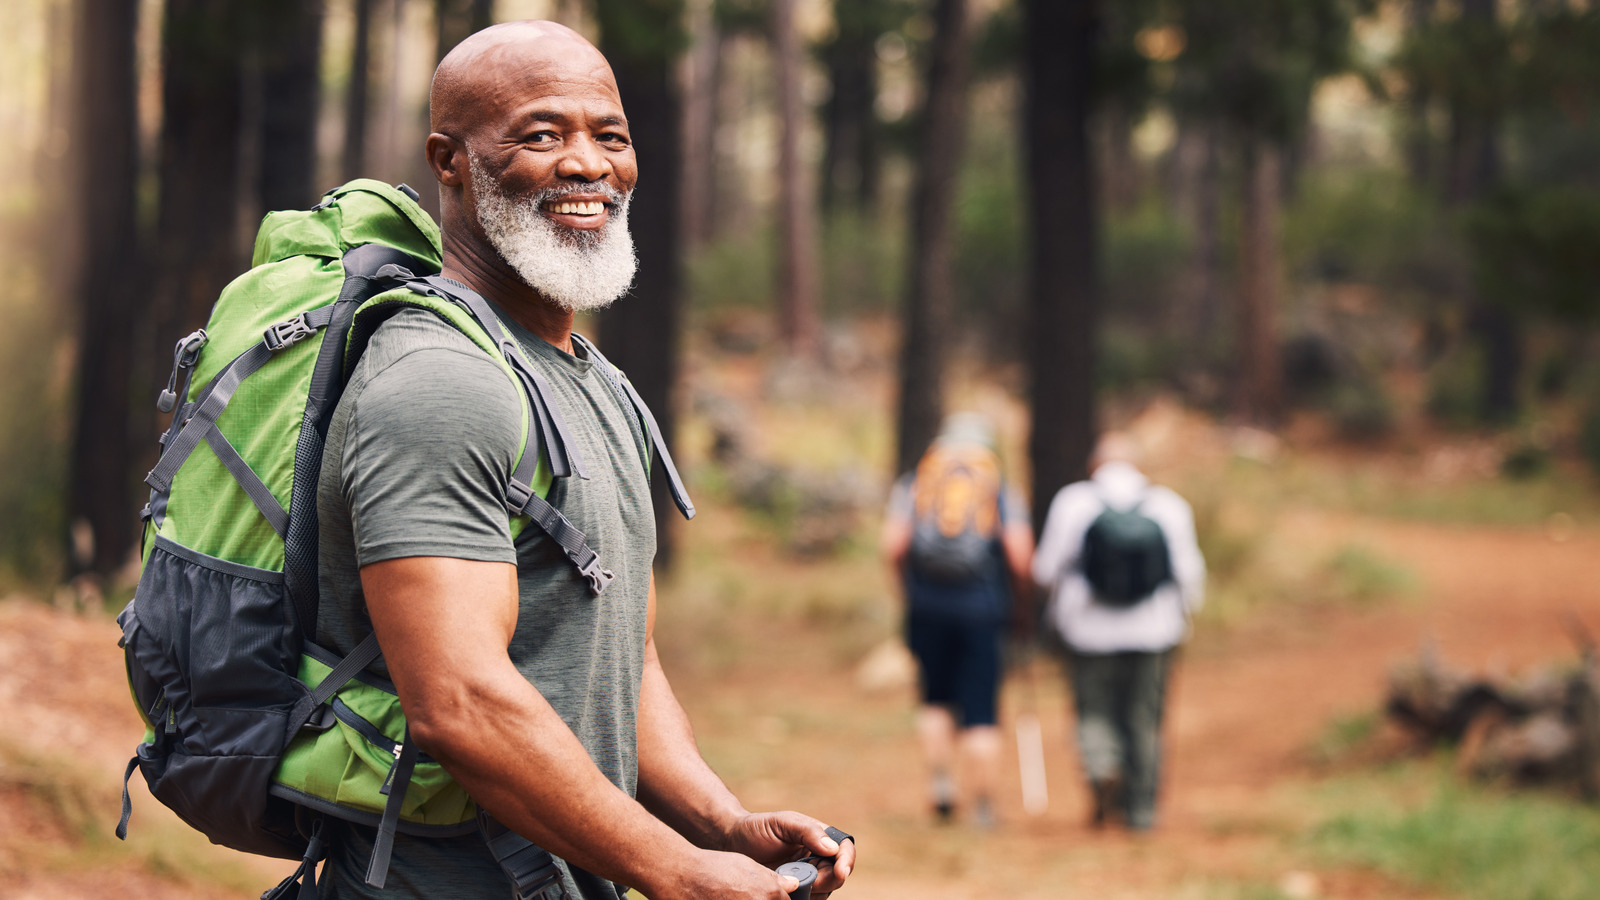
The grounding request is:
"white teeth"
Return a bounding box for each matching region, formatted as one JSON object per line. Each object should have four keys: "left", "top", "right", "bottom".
{"left": 547, "top": 201, "right": 604, "bottom": 216}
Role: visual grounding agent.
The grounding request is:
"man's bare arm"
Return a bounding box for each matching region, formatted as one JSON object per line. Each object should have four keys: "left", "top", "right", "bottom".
{"left": 361, "top": 556, "right": 796, "bottom": 900}
{"left": 634, "top": 575, "right": 856, "bottom": 896}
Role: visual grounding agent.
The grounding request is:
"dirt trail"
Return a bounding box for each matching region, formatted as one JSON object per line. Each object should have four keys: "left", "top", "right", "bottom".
{"left": 1, "top": 514, "right": 1595, "bottom": 898}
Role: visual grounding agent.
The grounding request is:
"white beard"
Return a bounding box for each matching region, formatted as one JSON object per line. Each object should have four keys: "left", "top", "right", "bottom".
{"left": 469, "top": 155, "right": 638, "bottom": 312}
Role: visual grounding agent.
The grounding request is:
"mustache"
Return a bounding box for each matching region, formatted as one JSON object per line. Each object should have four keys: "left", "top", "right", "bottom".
{"left": 532, "top": 181, "right": 628, "bottom": 208}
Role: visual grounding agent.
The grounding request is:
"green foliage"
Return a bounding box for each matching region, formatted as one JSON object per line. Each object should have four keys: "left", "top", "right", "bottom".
{"left": 594, "top": 0, "right": 688, "bottom": 61}
{"left": 1310, "top": 710, "right": 1380, "bottom": 765}
{"left": 1466, "top": 187, "right": 1600, "bottom": 324}
{"left": 1282, "top": 169, "right": 1455, "bottom": 293}
{"left": 1102, "top": 199, "right": 1187, "bottom": 321}
{"left": 1315, "top": 766, "right": 1600, "bottom": 900}
{"left": 1579, "top": 398, "right": 1600, "bottom": 479}
{"left": 1326, "top": 378, "right": 1394, "bottom": 442}
{"left": 821, "top": 209, "right": 904, "bottom": 316}
{"left": 1320, "top": 543, "right": 1415, "bottom": 605}
{"left": 1426, "top": 345, "right": 1486, "bottom": 428}
{"left": 686, "top": 227, "right": 776, "bottom": 316}
{"left": 1167, "top": 0, "right": 1374, "bottom": 142}
{"left": 0, "top": 263, "right": 68, "bottom": 587}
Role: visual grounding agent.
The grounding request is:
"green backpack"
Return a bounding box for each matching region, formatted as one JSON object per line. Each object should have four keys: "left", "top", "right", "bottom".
{"left": 117, "top": 180, "right": 692, "bottom": 900}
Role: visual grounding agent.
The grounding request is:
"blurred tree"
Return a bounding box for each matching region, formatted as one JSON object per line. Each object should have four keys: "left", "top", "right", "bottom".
{"left": 1024, "top": 0, "right": 1099, "bottom": 533}
{"left": 344, "top": 0, "right": 376, "bottom": 180}
{"left": 681, "top": 0, "right": 721, "bottom": 247}
{"left": 255, "top": 0, "right": 327, "bottom": 211}
{"left": 153, "top": 0, "right": 246, "bottom": 348}
{"left": 1169, "top": 0, "right": 1367, "bottom": 424}
{"left": 68, "top": 0, "right": 141, "bottom": 579}
{"left": 818, "top": 0, "right": 907, "bottom": 214}
{"left": 595, "top": 0, "right": 691, "bottom": 569}
{"left": 772, "top": 0, "right": 820, "bottom": 355}
{"left": 436, "top": 0, "right": 493, "bottom": 62}
{"left": 894, "top": 0, "right": 973, "bottom": 476}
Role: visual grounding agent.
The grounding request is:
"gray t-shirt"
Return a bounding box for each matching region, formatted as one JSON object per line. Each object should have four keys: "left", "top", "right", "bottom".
{"left": 314, "top": 305, "right": 655, "bottom": 899}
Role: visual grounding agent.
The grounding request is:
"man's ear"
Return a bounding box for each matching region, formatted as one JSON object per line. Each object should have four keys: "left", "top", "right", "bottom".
{"left": 426, "top": 133, "right": 466, "bottom": 187}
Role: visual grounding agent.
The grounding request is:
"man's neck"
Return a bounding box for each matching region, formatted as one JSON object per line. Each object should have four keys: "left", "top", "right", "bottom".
{"left": 440, "top": 229, "right": 575, "bottom": 354}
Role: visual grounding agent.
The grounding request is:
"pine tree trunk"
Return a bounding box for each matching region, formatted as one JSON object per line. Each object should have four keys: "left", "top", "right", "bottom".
{"left": 435, "top": 0, "right": 493, "bottom": 63}
{"left": 1235, "top": 137, "right": 1284, "bottom": 424}
{"left": 1171, "top": 118, "right": 1220, "bottom": 354}
{"left": 681, "top": 0, "right": 721, "bottom": 248}
{"left": 596, "top": 0, "right": 688, "bottom": 570}
{"left": 68, "top": 0, "right": 142, "bottom": 578}
{"left": 343, "top": 0, "right": 375, "bottom": 181}
{"left": 893, "top": 0, "right": 971, "bottom": 476}
{"left": 772, "top": 0, "right": 820, "bottom": 356}
{"left": 154, "top": 0, "right": 246, "bottom": 338}
{"left": 1024, "top": 0, "right": 1098, "bottom": 537}
{"left": 1448, "top": 0, "right": 1518, "bottom": 423}
{"left": 820, "top": 0, "right": 884, "bottom": 214}
{"left": 257, "top": 0, "right": 326, "bottom": 212}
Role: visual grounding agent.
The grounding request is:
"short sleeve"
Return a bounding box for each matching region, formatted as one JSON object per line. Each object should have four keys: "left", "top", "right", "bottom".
{"left": 999, "top": 482, "right": 1030, "bottom": 528}
{"left": 342, "top": 345, "right": 524, "bottom": 566}
{"left": 885, "top": 474, "right": 916, "bottom": 523}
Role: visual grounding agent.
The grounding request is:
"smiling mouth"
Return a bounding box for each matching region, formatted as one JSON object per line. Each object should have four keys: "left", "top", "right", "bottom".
{"left": 543, "top": 200, "right": 607, "bottom": 216}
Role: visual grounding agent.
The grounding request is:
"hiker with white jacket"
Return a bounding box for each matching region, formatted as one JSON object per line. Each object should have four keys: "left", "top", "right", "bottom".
{"left": 1033, "top": 432, "right": 1205, "bottom": 831}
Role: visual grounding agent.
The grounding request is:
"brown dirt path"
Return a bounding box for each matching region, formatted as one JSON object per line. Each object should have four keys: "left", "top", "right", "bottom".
{"left": 0, "top": 514, "right": 1595, "bottom": 898}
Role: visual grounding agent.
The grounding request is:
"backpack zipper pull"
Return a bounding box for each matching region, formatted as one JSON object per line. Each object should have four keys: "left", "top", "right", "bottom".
{"left": 379, "top": 743, "right": 403, "bottom": 795}
{"left": 157, "top": 329, "right": 208, "bottom": 415}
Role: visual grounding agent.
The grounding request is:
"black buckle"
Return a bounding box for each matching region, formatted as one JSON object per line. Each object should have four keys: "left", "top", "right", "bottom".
{"left": 514, "top": 862, "right": 567, "bottom": 900}
{"left": 577, "top": 554, "right": 614, "bottom": 596}
{"left": 263, "top": 314, "right": 316, "bottom": 352}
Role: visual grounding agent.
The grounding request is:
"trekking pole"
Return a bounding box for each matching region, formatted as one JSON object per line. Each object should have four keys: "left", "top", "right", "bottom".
{"left": 777, "top": 861, "right": 817, "bottom": 900}
{"left": 1016, "top": 644, "right": 1049, "bottom": 815}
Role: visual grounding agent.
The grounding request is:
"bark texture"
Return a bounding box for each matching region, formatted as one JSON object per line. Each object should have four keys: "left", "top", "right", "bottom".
{"left": 256, "top": 0, "right": 326, "bottom": 212}
{"left": 343, "top": 0, "right": 375, "bottom": 181}
{"left": 596, "top": 0, "right": 688, "bottom": 570}
{"left": 772, "top": 0, "right": 821, "bottom": 356}
{"left": 68, "top": 0, "right": 142, "bottom": 577}
{"left": 894, "top": 0, "right": 972, "bottom": 476}
{"left": 1235, "top": 137, "right": 1284, "bottom": 424}
{"left": 1024, "top": 0, "right": 1099, "bottom": 537}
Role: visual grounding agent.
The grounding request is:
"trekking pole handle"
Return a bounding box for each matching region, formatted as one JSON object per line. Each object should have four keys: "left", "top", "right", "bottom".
{"left": 776, "top": 861, "right": 817, "bottom": 899}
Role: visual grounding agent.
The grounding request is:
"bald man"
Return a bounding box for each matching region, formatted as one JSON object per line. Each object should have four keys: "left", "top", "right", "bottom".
{"left": 313, "top": 21, "right": 854, "bottom": 900}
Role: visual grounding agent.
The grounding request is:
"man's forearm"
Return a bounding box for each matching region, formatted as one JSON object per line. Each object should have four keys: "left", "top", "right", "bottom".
{"left": 410, "top": 661, "right": 704, "bottom": 893}
{"left": 634, "top": 641, "right": 750, "bottom": 849}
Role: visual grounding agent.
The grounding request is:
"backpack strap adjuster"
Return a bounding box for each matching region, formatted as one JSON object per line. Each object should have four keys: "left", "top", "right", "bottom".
{"left": 264, "top": 313, "right": 317, "bottom": 352}
{"left": 575, "top": 552, "right": 615, "bottom": 595}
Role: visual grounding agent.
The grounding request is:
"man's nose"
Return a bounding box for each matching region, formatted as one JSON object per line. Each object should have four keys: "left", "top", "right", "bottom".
{"left": 555, "top": 134, "right": 612, "bottom": 182}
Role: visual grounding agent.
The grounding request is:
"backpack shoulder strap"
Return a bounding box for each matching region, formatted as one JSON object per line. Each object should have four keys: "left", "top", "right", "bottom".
{"left": 359, "top": 270, "right": 619, "bottom": 595}
{"left": 570, "top": 333, "right": 695, "bottom": 522}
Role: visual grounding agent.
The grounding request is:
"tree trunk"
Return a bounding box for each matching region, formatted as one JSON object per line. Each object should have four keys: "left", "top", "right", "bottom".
{"left": 820, "top": 0, "right": 885, "bottom": 215}
{"left": 1404, "top": 0, "right": 1436, "bottom": 191}
{"left": 1171, "top": 118, "right": 1220, "bottom": 353}
{"left": 256, "top": 0, "right": 326, "bottom": 212}
{"left": 1235, "top": 137, "right": 1284, "bottom": 424}
{"left": 680, "top": 0, "right": 721, "bottom": 248}
{"left": 596, "top": 0, "right": 688, "bottom": 571}
{"left": 772, "top": 0, "right": 820, "bottom": 356}
{"left": 1447, "top": 0, "right": 1517, "bottom": 423}
{"left": 1024, "top": 0, "right": 1099, "bottom": 538}
{"left": 893, "top": 0, "right": 972, "bottom": 476}
{"left": 68, "top": 0, "right": 142, "bottom": 579}
{"left": 154, "top": 0, "right": 246, "bottom": 340}
{"left": 343, "top": 0, "right": 375, "bottom": 181}
{"left": 435, "top": 0, "right": 493, "bottom": 63}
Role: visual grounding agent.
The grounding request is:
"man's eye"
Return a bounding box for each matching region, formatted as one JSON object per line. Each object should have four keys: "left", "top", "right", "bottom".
{"left": 526, "top": 131, "right": 557, "bottom": 145}
{"left": 599, "top": 133, "right": 629, "bottom": 147}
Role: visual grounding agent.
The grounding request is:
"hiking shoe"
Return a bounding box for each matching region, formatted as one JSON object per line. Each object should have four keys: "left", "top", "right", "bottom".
{"left": 1090, "top": 778, "right": 1123, "bottom": 829}
{"left": 934, "top": 798, "right": 955, "bottom": 824}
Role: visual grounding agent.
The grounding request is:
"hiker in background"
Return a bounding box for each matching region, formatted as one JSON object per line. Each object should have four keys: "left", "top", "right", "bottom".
{"left": 1033, "top": 432, "right": 1204, "bottom": 831}
{"left": 881, "top": 413, "right": 1034, "bottom": 828}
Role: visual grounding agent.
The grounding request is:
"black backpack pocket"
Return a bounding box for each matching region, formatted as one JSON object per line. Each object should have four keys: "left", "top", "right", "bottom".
{"left": 120, "top": 537, "right": 308, "bottom": 859}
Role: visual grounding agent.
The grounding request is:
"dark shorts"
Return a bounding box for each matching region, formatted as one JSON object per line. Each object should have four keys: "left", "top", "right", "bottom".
{"left": 905, "top": 609, "right": 1002, "bottom": 727}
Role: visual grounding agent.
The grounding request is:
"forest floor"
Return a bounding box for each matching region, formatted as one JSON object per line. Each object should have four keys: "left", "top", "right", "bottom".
{"left": 3, "top": 350, "right": 1600, "bottom": 899}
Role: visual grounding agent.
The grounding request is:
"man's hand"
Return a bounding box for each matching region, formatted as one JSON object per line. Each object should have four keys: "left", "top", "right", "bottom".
{"left": 720, "top": 812, "right": 857, "bottom": 898}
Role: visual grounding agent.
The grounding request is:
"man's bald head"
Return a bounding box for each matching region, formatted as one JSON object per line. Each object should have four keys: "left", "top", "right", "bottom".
{"left": 429, "top": 20, "right": 617, "bottom": 138}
